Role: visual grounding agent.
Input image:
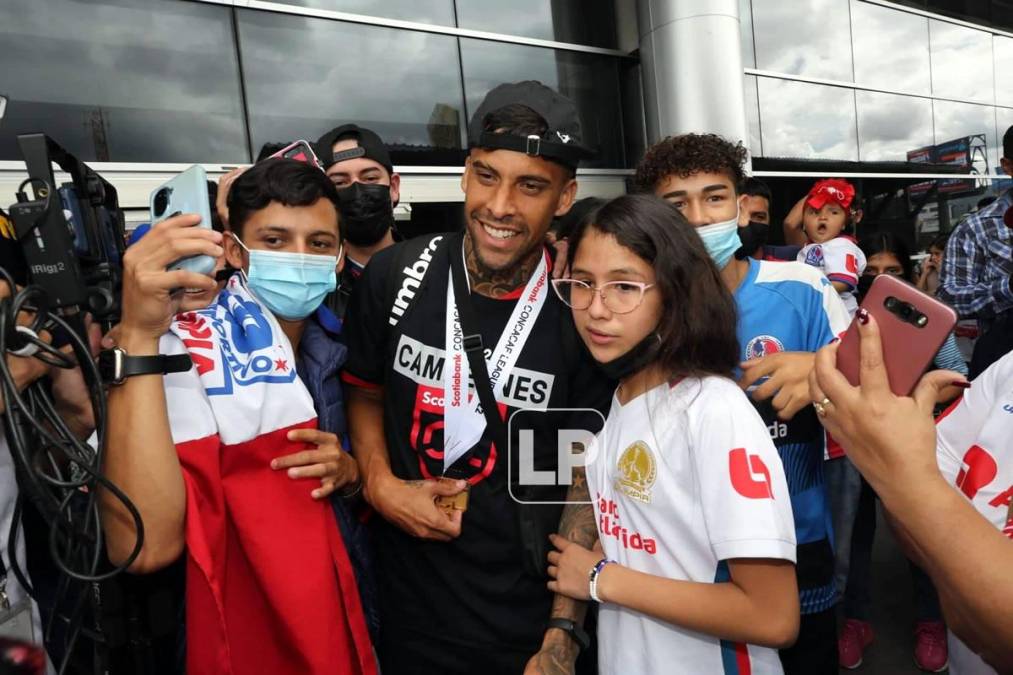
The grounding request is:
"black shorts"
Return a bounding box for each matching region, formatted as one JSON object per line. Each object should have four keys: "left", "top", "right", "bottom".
{"left": 778, "top": 607, "right": 838, "bottom": 675}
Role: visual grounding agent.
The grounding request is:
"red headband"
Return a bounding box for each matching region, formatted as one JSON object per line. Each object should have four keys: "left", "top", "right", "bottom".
{"left": 805, "top": 178, "right": 856, "bottom": 210}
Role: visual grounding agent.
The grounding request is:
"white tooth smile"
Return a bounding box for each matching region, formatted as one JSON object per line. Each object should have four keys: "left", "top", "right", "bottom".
{"left": 482, "top": 223, "right": 518, "bottom": 240}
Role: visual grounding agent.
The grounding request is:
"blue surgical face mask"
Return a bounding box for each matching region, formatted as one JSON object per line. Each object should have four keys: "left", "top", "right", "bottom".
{"left": 233, "top": 235, "right": 340, "bottom": 320}
{"left": 695, "top": 207, "right": 742, "bottom": 270}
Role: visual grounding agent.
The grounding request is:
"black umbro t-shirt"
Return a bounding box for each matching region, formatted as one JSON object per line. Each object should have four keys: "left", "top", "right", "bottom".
{"left": 342, "top": 233, "right": 612, "bottom": 653}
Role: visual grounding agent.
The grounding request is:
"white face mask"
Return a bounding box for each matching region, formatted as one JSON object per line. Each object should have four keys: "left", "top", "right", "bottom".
{"left": 695, "top": 207, "right": 742, "bottom": 269}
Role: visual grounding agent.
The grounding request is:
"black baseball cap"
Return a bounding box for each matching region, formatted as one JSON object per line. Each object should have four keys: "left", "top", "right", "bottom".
{"left": 1003, "top": 124, "right": 1013, "bottom": 161}
{"left": 467, "top": 81, "right": 595, "bottom": 167}
{"left": 315, "top": 124, "right": 394, "bottom": 176}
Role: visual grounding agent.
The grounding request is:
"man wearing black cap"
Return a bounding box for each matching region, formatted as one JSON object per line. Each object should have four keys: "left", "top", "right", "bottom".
{"left": 939, "top": 124, "right": 1013, "bottom": 376}
{"left": 340, "top": 82, "right": 612, "bottom": 674}
{"left": 316, "top": 124, "right": 400, "bottom": 318}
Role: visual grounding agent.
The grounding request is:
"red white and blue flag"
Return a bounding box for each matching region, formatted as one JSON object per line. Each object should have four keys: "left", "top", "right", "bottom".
{"left": 161, "top": 275, "right": 375, "bottom": 675}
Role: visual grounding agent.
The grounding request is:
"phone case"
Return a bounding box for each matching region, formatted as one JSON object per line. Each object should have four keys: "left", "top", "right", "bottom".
{"left": 837, "top": 274, "right": 957, "bottom": 396}
{"left": 149, "top": 165, "right": 215, "bottom": 275}
{"left": 269, "top": 140, "right": 322, "bottom": 169}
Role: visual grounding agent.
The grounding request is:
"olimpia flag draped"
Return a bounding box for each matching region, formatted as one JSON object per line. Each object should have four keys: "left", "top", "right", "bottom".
{"left": 159, "top": 275, "right": 375, "bottom": 675}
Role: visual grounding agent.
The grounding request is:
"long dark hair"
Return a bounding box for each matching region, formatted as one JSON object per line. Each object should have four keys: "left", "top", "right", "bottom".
{"left": 567, "top": 194, "right": 740, "bottom": 380}
{"left": 858, "top": 231, "right": 914, "bottom": 281}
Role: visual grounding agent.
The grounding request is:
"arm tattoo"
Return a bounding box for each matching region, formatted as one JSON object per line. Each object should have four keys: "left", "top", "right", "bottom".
{"left": 545, "top": 466, "right": 596, "bottom": 646}
{"left": 558, "top": 467, "right": 597, "bottom": 550}
{"left": 464, "top": 230, "right": 544, "bottom": 299}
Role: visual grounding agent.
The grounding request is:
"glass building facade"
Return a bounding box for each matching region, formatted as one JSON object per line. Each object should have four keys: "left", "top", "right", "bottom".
{"left": 0, "top": 0, "right": 1010, "bottom": 219}
{"left": 0, "top": 0, "right": 636, "bottom": 169}
{"left": 741, "top": 0, "right": 1013, "bottom": 174}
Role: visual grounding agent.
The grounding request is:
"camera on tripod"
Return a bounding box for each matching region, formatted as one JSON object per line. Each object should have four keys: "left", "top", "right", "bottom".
{"left": 5, "top": 133, "right": 125, "bottom": 333}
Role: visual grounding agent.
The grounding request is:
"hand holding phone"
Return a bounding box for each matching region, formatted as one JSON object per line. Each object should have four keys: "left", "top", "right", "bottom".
{"left": 150, "top": 165, "right": 216, "bottom": 275}
{"left": 836, "top": 274, "right": 957, "bottom": 396}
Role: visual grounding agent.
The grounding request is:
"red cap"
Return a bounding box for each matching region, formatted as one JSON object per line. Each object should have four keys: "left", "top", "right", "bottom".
{"left": 805, "top": 178, "right": 856, "bottom": 210}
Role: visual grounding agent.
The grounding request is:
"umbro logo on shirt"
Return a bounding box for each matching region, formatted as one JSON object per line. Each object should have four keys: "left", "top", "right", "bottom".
{"left": 389, "top": 235, "right": 443, "bottom": 327}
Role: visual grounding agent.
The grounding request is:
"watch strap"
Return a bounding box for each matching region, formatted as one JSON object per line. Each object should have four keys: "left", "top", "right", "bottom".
{"left": 120, "top": 353, "right": 192, "bottom": 379}
{"left": 99, "top": 349, "right": 193, "bottom": 385}
{"left": 546, "top": 617, "right": 590, "bottom": 652}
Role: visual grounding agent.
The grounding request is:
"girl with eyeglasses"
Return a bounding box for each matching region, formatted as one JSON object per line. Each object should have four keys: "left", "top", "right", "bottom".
{"left": 545, "top": 194, "right": 800, "bottom": 674}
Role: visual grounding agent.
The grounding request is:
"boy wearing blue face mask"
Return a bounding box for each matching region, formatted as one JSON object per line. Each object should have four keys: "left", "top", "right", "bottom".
{"left": 635, "top": 133, "right": 851, "bottom": 675}
{"left": 100, "top": 159, "right": 378, "bottom": 674}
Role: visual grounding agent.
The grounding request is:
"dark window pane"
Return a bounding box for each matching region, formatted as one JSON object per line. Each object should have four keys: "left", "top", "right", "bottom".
{"left": 460, "top": 39, "right": 625, "bottom": 168}
{"left": 237, "top": 10, "right": 467, "bottom": 166}
{"left": 455, "top": 0, "right": 616, "bottom": 49}
{"left": 751, "top": 0, "right": 854, "bottom": 81}
{"left": 875, "top": 1, "right": 1013, "bottom": 32}
{"left": 851, "top": 0, "right": 931, "bottom": 94}
{"left": 930, "top": 20, "right": 994, "bottom": 103}
{"left": 856, "top": 91, "right": 933, "bottom": 161}
{"left": 0, "top": 0, "right": 247, "bottom": 163}
{"left": 269, "top": 0, "right": 454, "bottom": 25}
{"left": 757, "top": 78, "right": 858, "bottom": 160}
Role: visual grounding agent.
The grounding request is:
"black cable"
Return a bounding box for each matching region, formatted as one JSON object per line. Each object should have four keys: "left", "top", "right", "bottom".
{"left": 0, "top": 268, "right": 142, "bottom": 674}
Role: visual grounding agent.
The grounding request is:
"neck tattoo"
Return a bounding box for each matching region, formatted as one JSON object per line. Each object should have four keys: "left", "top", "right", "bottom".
{"left": 463, "top": 233, "right": 542, "bottom": 299}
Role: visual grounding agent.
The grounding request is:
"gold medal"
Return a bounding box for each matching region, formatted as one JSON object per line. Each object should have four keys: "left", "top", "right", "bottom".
{"left": 435, "top": 477, "right": 470, "bottom": 514}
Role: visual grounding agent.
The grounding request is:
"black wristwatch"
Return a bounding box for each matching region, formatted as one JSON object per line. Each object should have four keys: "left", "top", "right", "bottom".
{"left": 98, "top": 347, "right": 193, "bottom": 385}
{"left": 547, "top": 617, "right": 590, "bottom": 652}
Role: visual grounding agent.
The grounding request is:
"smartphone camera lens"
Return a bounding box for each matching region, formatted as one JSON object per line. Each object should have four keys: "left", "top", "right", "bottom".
{"left": 900, "top": 303, "right": 914, "bottom": 319}
{"left": 884, "top": 296, "right": 899, "bottom": 312}
{"left": 153, "top": 188, "right": 172, "bottom": 218}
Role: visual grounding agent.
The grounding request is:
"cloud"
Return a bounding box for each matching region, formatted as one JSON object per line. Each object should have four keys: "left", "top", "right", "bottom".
{"left": 851, "top": 1, "right": 931, "bottom": 93}
{"left": 856, "top": 91, "right": 932, "bottom": 161}
{"left": 750, "top": 0, "right": 854, "bottom": 81}
{"left": 996, "top": 36, "right": 1013, "bottom": 107}
{"left": 929, "top": 20, "right": 994, "bottom": 102}
{"left": 757, "top": 77, "right": 858, "bottom": 159}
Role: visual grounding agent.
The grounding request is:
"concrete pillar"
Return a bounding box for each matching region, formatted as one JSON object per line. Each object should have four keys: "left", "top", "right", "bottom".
{"left": 637, "top": 0, "right": 748, "bottom": 150}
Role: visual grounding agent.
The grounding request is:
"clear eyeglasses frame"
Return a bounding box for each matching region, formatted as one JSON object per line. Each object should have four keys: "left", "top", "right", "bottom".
{"left": 551, "top": 279, "right": 656, "bottom": 314}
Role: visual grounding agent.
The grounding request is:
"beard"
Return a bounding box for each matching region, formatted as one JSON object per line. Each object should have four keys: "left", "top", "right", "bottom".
{"left": 465, "top": 210, "right": 539, "bottom": 271}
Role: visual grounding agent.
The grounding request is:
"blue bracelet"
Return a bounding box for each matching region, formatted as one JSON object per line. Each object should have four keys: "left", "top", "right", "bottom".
{"left": 588, "top": 558, "right": 615, "bottom": 603}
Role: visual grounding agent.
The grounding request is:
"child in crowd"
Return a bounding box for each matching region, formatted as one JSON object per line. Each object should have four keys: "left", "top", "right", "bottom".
{"left": 547, "top": 194, "right": 799, "bottom": 674}
{"left": 916, "top": 232, "right": 948, "bottom": 296}
{"left": 797, "top": 179, "right": 867, "bottom": 315}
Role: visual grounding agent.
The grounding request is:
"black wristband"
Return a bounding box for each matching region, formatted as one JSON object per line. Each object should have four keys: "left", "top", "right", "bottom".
{"left": 547, "top": 617, "right": 590, "bottom": 652}
{"left": 98, "top": 348, "right": 192, "bottom": 385}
